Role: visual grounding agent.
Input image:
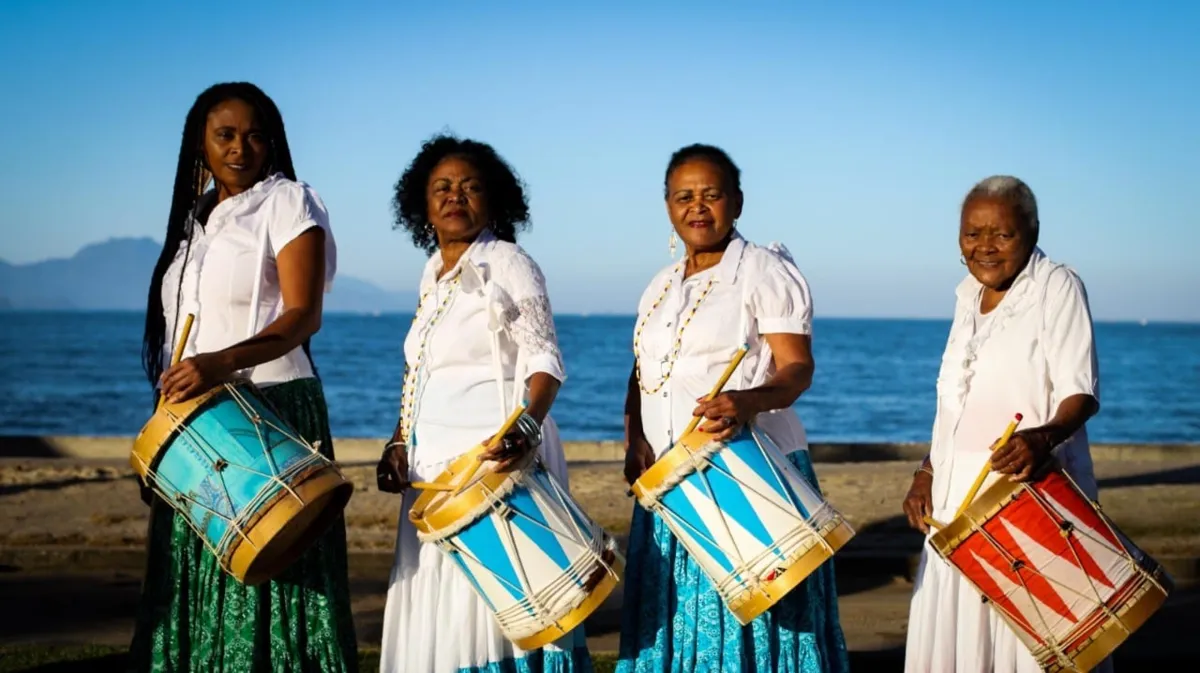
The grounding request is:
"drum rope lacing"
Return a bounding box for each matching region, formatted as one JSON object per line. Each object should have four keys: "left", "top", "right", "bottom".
{"left": 632, "top": 260, "right": 717, "bottom": 395}
{"left": 399, "top": 275, "right": 461, "bottom": 446}
{"left": 139, "top": 382, "right": 332, "bottom": 570}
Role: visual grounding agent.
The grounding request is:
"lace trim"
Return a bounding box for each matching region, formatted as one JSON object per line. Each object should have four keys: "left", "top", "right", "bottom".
{"left": 503, "top": 295, "right": 565, "bottom": 373}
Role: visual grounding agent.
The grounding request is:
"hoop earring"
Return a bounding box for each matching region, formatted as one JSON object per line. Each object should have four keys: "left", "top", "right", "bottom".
{"left": 960, "top": 255, "right": 967, "bottom": 265}
{"left": 669, "top": 232, "right": 678, "bottom": 258}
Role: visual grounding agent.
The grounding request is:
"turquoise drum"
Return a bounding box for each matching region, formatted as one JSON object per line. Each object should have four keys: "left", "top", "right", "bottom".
{"left": 132, "top": 378, "right": 353, "bottom": 585}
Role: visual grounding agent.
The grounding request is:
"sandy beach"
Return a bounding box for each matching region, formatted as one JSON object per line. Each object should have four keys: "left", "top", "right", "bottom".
{"left": 2, "top": 439, "right": 1199, "bottom": 670}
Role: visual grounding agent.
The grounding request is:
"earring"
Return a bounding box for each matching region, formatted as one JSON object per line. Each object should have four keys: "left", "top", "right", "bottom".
{"left": 960, "top": 255, "right": 967, "bottom": 265}
{"left": 733, "top": 218, "right": 738, "bottom": 229}
{"left": 669, "top": 232, "right": 678, "bottom": 258}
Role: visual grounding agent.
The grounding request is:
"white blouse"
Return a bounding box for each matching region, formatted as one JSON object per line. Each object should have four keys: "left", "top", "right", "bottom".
{"left": 928, "top": 247, "right": 1101, "bottom": 517}
{"left": 634, "top": 232, "right": 815, "bottom": 459}
{"left": 160, "top": 173, "right": 337, "bottom": 387}
{"left": 402, "top": 229, "right": 566, "bottom": 468}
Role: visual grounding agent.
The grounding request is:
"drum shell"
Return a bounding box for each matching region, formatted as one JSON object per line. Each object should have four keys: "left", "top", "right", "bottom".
{"left": 930, "top": 463, "right": 1173, "bottom": 672}
{"left": 410, "top": 449, "right": 623, "bottom": 649}
{"left": 631, "top": 426, "right": 854, "bottom": 624}
{"left": 131, "top": 379, "right": 352, "bottom": 584}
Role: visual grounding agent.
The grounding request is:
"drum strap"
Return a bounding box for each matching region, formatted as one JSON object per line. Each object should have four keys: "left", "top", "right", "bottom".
{"left": 484, "top": 281, "right": 511, "bottom": 424}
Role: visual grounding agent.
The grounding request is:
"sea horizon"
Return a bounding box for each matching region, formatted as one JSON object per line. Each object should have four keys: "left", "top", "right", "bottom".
{"left": 1, "top": 308, "right": 1196, "bottom": 327}
{"left": 2, "top": 312, "right": 1197, "bottom": 444}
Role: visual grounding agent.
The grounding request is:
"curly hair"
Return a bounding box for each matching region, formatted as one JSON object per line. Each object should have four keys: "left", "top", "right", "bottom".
{"left": 392, "top": 134, "right": 531, "bottom": 253}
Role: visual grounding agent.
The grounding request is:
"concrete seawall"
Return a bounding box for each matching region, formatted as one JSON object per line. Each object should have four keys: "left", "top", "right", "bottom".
{"left": 4, "top": 435, "right": 1200, "bottom": 463}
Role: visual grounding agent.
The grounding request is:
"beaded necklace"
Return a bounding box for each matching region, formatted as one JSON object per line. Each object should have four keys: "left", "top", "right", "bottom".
{"left": 632, "top": 260, "right": 717, "bottom": 395}
{"left": 398, "top": 273, "right": 461, "bottom": 445}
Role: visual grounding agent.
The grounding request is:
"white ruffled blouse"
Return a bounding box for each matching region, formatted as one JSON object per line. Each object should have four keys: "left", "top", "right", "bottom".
{"left": 159, "top": 173, "right": 337, "bottom": 387}
{"left": 633, "top": 232, "right": 816, "bottom": 458}
{"left": 929, "top": 246, "right": 1101, "bottom": 516}
{"left": 401, "top": 229, "right": 566, "bottom": 468}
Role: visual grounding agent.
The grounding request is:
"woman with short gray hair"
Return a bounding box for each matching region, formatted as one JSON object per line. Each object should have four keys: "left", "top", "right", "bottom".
{"left": 901, "top": 175, "right": 1108, "bottom": 672}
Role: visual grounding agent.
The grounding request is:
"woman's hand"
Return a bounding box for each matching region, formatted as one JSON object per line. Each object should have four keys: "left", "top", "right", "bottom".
{"left": 138, "top": 481, "right": 157, "bottom": 507}
{"left": 624, "top": 434, "right": 656, "bottom": 487}
{"left": 990, "top": 428, "right": 1055, "bottom": 481}
{"left": 159, "top": 352, "right": 234, "bottom": 403}
{"left": 903, "top": 469, "right": 935, "bottom": 533}
{"left": 480, "top": 416, "right": 541, "bottom": 472}
{"left": 693, "top": 390, "right": 758, "bottom": 440}
{"left": 376, "top": 442, "right": 410, "bottom": 493}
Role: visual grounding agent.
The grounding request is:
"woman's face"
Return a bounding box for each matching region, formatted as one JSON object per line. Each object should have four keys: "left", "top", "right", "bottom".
{"left": 959, "top": 197, "right": 1035, "bottom": 291}
{"left": 665, "top": 159, "right": 742, "bottom": 254}
{"left": 202, "top": 98, "right": 269, "bottom": 197}
{"left": 427, "top": 156, "right": 488, "bottom": 246}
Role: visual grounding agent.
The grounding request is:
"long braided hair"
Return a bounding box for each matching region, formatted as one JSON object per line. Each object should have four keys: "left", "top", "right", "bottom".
{"left": 141, "top": 82, "right": 312, "bottom": 389}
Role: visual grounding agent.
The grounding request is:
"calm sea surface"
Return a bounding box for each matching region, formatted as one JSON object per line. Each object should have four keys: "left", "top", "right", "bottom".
{"left": 0, "top": 312, "right": 1196, "bottom": 443}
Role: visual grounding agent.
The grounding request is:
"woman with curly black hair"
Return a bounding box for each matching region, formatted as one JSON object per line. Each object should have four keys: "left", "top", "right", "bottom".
{"left": 376, "top": 134, "right": 589, "bottom": 672}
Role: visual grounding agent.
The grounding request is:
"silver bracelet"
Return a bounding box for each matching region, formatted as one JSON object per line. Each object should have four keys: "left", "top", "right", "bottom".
{"left": 515, "top": 412, "right": 543, "bottom": 448}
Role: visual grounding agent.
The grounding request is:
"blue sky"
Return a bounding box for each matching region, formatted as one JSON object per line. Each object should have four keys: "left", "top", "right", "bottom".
{"left": 1, "top": 1, "right": 1196, "bottom": 320}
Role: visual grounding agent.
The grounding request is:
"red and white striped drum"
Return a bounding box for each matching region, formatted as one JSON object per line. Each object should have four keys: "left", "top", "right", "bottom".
{"left": 930, "top": 463, "right": 1172, "bottom": 673}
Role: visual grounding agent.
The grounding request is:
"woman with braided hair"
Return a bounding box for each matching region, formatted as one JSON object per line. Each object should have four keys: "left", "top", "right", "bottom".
{"left": 130, "top": 81, "right": 357, "bottom": 672}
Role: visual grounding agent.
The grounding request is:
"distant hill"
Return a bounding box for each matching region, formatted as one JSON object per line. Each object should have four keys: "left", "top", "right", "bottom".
{"left": 0, "top": 237, "right": 416, "bottom": 314}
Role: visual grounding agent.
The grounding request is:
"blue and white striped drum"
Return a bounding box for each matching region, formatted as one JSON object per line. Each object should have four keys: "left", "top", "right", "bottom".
{"left": 131, "top": 379, "right": 353, "bottom": 585}
{"left": 409, "top": 439, "right": 623, "bottom": 650}
{"left": 631, "top": 424, "right": 855, "bottom": 624}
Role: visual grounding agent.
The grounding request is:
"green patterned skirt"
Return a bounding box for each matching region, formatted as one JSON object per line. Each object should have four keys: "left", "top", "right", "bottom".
{"left": 128, "top": 378, "right": 359, "bottom": 673}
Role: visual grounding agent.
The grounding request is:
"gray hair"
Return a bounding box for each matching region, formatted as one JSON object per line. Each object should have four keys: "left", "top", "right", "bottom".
{"left": 963, "top": 175, "right": 1039, "bottom": 240}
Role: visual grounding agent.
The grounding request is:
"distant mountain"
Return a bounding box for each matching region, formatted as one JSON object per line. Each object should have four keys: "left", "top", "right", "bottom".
{"left": 0, "top": 237, "right": 416, "bottom": 314}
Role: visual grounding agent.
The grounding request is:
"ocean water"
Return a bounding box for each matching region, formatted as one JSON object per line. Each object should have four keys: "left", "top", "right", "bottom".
{"left": 0, "top": 312, "right": 1196, "bottom": 443}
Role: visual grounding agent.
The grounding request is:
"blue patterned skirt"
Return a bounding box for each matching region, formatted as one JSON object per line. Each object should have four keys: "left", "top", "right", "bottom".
{"left": 615, "top": 450, "right": 850, "bottom": 673}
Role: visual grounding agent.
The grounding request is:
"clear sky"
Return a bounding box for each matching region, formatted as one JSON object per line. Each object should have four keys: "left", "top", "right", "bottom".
{"left": 1, "top": 1, "right": 1196, "bottom": 321}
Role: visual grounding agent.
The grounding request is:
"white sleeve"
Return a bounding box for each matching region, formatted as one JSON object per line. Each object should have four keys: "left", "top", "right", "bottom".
{"left": 267, "top": 182, "right": 337, "bottom": 292}
{"left": 749, "top": 253, "right": 814, "bottom": 335}
{"left": 1042, "top": 267, "right": 1100, "bottom": 408}
{"left": 497, "top": 251, "right": 566, "bottom": 383}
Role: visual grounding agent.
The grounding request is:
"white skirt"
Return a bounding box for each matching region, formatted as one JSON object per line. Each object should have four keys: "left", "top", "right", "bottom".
{"left": 904, "top": 505, "right": 1115, "bottom": 673}
{"left": 379, "top": 415, "right": 588, "bottom": 673}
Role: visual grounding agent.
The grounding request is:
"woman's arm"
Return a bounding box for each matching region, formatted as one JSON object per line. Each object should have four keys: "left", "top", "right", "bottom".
{"left": 737, "top": 332, "right": 814, "bottom": 414}
{"left": 992, "top": 268, "right": 1101, "bottom": 480}
{"left": 693, "top": 332, "right": 814, "bottom": 436}
{"left": 480, "top": 253, "right": 566, "bottom": 466}
{"left": 159, "top": 228, "right": 325, "bottom": 401}
{"left": 524, "top": 372, "right": 561, "bottom": 425}
{"left": 624, "top": 361, "right": 647, "bottom": 443}
{"left": 991, "top": 393, "right": 1098, "bottom": 479}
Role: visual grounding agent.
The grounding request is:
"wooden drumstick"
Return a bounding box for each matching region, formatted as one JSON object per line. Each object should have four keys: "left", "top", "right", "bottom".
{"left": 156, "top": 313, "right": 195, "bottom": 411}
{"left": 954, "top": 412, "right": 1023, "bottom": 519}
{"left": 409, "top": 481, "right": 455, "bottom": 492}
{"left": 452, "top": 405, "right": 529, "bottom": 495}
{"left": 624, "top": 345, "right": 750, "bottom": 499}
{"left": 683, "top": 344, "right": 750, "bottom": 437}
